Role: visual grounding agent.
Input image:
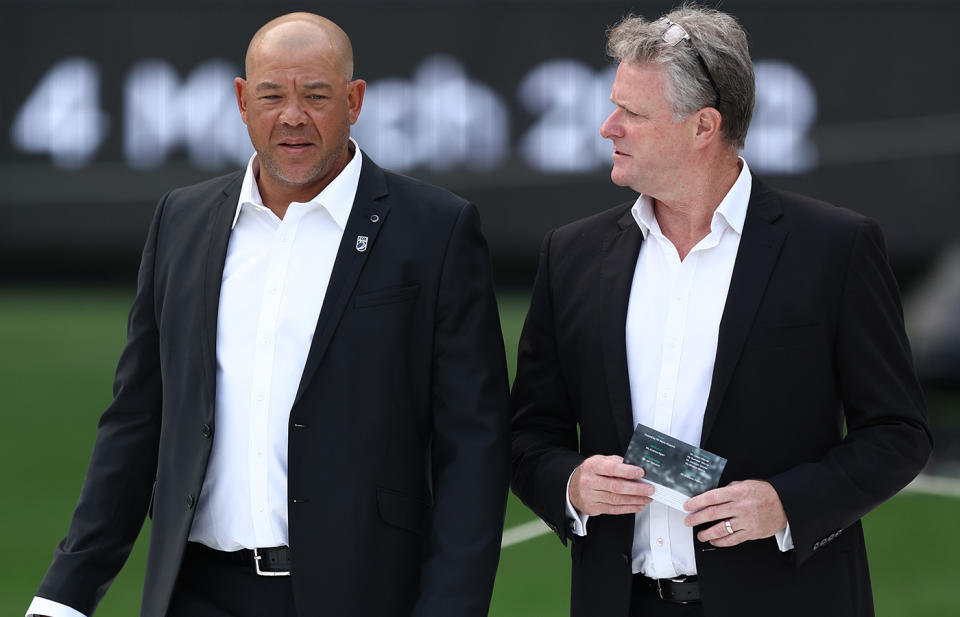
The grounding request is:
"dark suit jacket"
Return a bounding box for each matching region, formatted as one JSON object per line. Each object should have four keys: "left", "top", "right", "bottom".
{"left": 36, "top": 154, "right": 511, "bottom": 617}
{"left": 511, "top": 178, "right": 932, "bottom": 617}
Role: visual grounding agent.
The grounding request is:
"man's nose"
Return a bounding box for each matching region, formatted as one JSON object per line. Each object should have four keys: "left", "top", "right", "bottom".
{"left": 279, "top": 98, "right": 308, "bottom": 126}
{"left": 599, "top": 109, "right": 622, "bottom": 139}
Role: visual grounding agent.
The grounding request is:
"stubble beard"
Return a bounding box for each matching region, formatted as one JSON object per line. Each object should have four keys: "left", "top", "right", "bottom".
{"left": 259, "top": 152, "right": 327, "bottom": 189}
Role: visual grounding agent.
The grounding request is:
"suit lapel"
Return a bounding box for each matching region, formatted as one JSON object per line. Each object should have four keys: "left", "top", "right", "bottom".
{"left": 600, "top": 207, "right": 644, "bottom": 451}
{"left": 293, "top": 153, "right": 390, "bottom": 405}
{"left": 701, "top": 179, "right": 786, "bottom": 443}
{"left": 200, "top": 173, "right": 244, "bottom": 411}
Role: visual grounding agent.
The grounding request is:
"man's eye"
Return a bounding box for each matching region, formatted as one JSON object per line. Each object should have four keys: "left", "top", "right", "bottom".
{"left": 308, "top": 95, "right": 327, "bottom": 100}
{"left": 260, "top": 95, "right": 281, "bottom": 100}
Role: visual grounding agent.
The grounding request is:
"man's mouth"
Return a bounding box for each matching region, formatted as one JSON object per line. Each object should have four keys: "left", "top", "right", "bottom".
{"left": 278, "top": 140, "right": 313, "bottom": 152}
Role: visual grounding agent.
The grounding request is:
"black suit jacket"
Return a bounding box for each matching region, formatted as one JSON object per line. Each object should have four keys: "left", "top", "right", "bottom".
{"left": 511, "top": 178, "right": 932, "bottom": 617}
{"left": 36, "top": 154, "right": 511, "bottom": 617}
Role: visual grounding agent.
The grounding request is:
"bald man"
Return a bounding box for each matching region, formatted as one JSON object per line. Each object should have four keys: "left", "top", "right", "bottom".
{"left": 27, "top": 13, "right": 510, "bottom": 617}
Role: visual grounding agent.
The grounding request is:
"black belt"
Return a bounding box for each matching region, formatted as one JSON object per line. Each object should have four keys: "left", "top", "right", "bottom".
{"left": 635, "top": 574, "right": 700, "bottom": 604}
{"left": 188, "top": 542, "right": 292, "bottom": 577}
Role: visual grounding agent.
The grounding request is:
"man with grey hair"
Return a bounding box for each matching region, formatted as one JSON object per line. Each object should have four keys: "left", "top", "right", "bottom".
{"left": 511, "top": 5, "right": 930, "bottom": 616}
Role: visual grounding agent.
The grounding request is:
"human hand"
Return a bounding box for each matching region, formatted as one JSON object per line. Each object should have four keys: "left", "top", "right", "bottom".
{"left": 683, "top": 479, "right": 787, "bottom": 547}
{"left": 569, "top": 455, "right": 654, "bottom": 516}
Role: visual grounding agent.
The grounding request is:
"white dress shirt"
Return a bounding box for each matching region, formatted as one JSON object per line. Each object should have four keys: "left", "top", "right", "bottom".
{"left": 188, "top": 141, "right": 360, "bottom": 550}
{"left": 28, "top": 141, "right": 362, "bottom": 617}
{"left": 565, "top": 160, "right": 792, "bottom": 579}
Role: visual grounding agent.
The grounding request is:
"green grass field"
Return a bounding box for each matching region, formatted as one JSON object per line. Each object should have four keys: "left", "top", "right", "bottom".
{"left": 1, "top": 288, "right": 957, "bottom": 615}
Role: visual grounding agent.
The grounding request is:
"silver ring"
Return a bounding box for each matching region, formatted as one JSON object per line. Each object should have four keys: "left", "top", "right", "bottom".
{"left": 724, "top": 520, "right": 734, "bottom": 535}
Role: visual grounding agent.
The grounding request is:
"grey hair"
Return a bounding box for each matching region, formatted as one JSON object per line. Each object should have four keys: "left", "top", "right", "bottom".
{"left": 606, "top": 3, "right": 754, "bottom": 149}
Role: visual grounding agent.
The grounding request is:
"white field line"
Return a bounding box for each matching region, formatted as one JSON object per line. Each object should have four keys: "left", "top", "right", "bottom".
{"left": 903, "top": 473, "right": 960, "bottom": 499}
{"left": 500, "top": 474, "right": 960, "bottom": 549}
{"left": 502, "top": 518, "right": 550, "bottom": 548}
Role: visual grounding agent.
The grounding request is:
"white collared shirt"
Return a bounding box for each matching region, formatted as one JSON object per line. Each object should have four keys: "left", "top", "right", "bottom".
{"left": 189, "top": 140, "right": 361, "bottom": 550}
{"left": 27, "top": 140, "right": 363, "bottom": 617}
{"left": 566, "top": 160, "right": 792, "bottom": 579}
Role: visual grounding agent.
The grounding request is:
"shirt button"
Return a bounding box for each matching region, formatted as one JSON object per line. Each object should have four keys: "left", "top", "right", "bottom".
{"left": 656, "top": 537, "right": 664, "bottom": 547}
{"left": 258, "top": 505, "right": 265, "bottom": 513}
{"left": 256, "top": 393, "right": 265, "bottom": 402}
{"left": 279, "top": 233, "right": 288, "bottom": 243}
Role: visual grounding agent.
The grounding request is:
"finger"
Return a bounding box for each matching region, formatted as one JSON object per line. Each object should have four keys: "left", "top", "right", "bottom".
{"left": 591, "top": 502, "right": 651, "bottom": 516}
{"left": 683, "top": 503, "right": 737, "bottom": 527}
{"left": 593, "top": 492, "right": 654, "bottom": 507}
{"left": 708, "top": 531, "right": 748, "bottom": 548}
{"left": 697, "top": 519, "right": 741, "bottom": 544}
{"left": 592, "top": 456, "right": 645, "bottom": 480}
{"left": 590, "top": 476, "right": 655, "bottom": 497}
{"left": 684, "top": 485, "right": 737, "bottom": 512}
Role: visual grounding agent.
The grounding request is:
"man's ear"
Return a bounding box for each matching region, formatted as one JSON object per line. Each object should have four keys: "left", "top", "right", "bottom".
{"left": 693, "top": 106, "right": 723, "bottom": 149}
{"left": 347, "top": 79, "right": 366, "bottom": 125}
{"left": 235, "top": 77, "right": 249, "bottom": 124}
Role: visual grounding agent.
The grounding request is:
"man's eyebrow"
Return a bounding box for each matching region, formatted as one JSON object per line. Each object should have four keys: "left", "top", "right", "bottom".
{"left": 255, "top": 81, "right": 283, "bottom": 92}
{"left": 303, "top": 81, "right": 334, "bottom": 91}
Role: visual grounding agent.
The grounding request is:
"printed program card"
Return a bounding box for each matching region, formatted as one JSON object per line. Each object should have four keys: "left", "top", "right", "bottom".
{"left": 623, "top": 423, "right": 727, "bottom": 512}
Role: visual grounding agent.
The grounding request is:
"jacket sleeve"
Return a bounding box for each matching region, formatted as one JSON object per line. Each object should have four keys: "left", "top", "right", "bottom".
{"left": 411, "top": 203, "right": 511, "bottom": 617}
{"left": 510, "top": 230, "right": 585, "bottom": 546}
{"left": 34, "top": 195, "right": 168, "bottom": 615}
{"left": 768, "top": 218, "right": 932, "bottom": 565}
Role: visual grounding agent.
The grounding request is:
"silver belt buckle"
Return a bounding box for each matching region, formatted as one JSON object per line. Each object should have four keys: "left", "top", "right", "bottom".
{"left": 253, "top": 547, "right": 290, "bottom": 577}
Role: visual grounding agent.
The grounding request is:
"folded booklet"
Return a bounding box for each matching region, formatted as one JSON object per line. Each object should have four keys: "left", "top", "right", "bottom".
{"left": 623, "top": 423, "right": 727, "bottom": 512}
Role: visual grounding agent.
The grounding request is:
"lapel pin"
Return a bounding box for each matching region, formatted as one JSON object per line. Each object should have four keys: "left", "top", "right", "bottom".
{"left": 356, "top": 235, "right": 369, "bottom": 252}
{"left": 369, "top": 214, "right": 380, "bottom": 223}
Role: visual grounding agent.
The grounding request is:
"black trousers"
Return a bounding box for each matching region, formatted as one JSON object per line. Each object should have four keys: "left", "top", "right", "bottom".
{"left": 630, "top": 576, "right": 704, "bottom": 617}
{"left": 166, "top": 543, "right": 298, "bottom": 617}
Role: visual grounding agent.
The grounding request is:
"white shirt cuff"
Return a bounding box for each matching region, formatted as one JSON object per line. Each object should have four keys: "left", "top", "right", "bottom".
{"left": 26, "top": 596, "right": 87, "bottom": 617}
{"left": 565, "top": 473, "right": 590, "bottom": 536}
{"left": 774, "top": 522, "right": 795, "bottom": 551}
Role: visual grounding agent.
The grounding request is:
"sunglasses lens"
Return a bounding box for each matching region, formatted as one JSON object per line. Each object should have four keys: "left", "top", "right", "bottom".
{"left": 662, "top": 24, "right": 687, "bottom": 46}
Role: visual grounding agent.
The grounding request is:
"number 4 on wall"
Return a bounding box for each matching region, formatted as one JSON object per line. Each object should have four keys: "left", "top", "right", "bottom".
{"left": 11, "top": 57, "right": 109, "bottom": 169}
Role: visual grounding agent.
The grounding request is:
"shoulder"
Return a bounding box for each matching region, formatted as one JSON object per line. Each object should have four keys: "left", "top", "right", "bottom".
{"left": 752, "top": 179, "right": 883, "bottom": 251}
{"left": 547, "top": 200, "right": 635, "bottom": 252}
{"left": 756, "top": 180, "right": 872, "bottom": 231}
{"left": 163, "top": 170, "right": 244, "bottom": 207}
{"left": 363, "top": 159, "right": 474, "bottom": 237}
{"left": 380, "top": 167, "right": 470, "bottom": 215}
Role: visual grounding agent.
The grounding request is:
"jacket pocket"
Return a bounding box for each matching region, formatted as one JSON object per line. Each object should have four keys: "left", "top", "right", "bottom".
{"left": 376, "top": 486, "right": 431, "bottom": 535}
{"left": 354, "top": 284, "right": 420, "bottom": 309}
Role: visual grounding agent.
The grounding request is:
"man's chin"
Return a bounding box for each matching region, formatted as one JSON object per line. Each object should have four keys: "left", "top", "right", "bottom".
{"left": 262, "top": 161, "right": 325, "bottom": 189}
{"left": 609, "top": 170, "right": 634, "bottom": 189}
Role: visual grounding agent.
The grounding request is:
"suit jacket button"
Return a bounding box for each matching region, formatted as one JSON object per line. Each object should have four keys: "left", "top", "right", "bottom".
{"left": 200, "top": 424, "right": 212, "bottom": 438}
{"left": 186, "top": 494, "right": 195, "bottom": 509}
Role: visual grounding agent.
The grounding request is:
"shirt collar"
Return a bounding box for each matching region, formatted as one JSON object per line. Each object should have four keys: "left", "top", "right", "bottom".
{"left": 631, "top": 157, "right": 752, "bottom": 239}
{"left": 232, "top": 137, "right": 362, "bottom": 230}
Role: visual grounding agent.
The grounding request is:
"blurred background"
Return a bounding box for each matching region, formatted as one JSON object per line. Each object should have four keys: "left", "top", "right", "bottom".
{"left": 2, "top": 0, "right": 958, "bottom": 615}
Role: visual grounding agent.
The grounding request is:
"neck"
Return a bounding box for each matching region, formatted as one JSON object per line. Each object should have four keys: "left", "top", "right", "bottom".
{"left": 651, "top": 155, "right": 741, "bottom": 260}
{"left": 256, "top": 141, "right": 353, "bottom": 219}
